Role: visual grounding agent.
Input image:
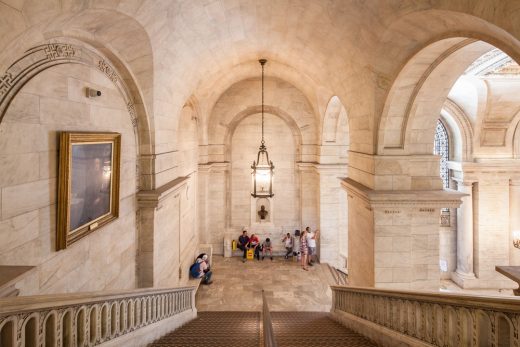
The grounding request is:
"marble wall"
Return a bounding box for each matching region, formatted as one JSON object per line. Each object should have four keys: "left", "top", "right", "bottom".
{"left": 0, "top": 64, "right": 138, "bottom": 295}
{"left": 200, "top": 78, "right": 321, "bottom": 254}
{"left": 231, "top": 114, "right": 299, "bottom": 231}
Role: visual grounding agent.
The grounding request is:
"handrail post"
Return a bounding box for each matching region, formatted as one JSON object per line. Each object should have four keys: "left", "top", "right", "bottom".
{"left": 261, "top": 289, "right": 278, "bottom": 347}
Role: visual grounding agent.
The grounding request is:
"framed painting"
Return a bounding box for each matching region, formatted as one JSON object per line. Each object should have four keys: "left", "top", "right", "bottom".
{"left": 57, "top": 132, "right": 121, "bottom": 250}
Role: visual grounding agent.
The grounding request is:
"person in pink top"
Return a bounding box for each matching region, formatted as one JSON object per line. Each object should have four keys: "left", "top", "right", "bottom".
{"left": 249, "top": 234, "right": 261, "bottom": 261}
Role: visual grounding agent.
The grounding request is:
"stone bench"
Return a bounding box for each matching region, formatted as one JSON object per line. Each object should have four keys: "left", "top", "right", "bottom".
{"left": 230, "top": 243, "right": 296, "bottom": 258}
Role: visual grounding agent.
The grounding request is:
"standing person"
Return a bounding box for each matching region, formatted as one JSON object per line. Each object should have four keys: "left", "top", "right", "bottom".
{"left": 300, "top": 229, "right": 309, "bottom": 271}
{"left": 282, "top": 232, "right": 293, "bottom": 259}
{"left": 262, "top": 238, "right": 273, "bottom": 261}
{"left": 249, "top": 233, "right": 261, "bottom": 261}
{"left": 306, "top": 227, "right": 319, "bottom": 266}
{"left": 238, "top": 229, "right": 250, "bottom": 263}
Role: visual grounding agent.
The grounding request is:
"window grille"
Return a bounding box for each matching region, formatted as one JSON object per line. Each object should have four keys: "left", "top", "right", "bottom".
{"left": 434, "top": 120, "right": 449, "bottom": 189}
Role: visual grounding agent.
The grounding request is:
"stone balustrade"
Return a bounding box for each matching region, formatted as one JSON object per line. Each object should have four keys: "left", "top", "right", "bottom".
{"left": 0, "top": 286, "right": 196, "bottom": 347}
{"left": 331, "top": 286, "right": 520, "bottom": 347}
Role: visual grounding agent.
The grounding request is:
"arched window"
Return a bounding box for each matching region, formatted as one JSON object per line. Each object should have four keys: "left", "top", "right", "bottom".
{"left": 434, "top": 120, "right": 449, "bottom": 188}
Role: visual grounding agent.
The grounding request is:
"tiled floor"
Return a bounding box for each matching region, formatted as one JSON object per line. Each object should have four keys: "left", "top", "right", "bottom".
{"left": 196, "top": 256, "right": 333, "bottom": 312}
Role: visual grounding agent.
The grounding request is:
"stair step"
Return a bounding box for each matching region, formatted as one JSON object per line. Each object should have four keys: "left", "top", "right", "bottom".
{"left": 149, "top": 311, "right": 260, "bottom": 347}
{"left": 271, "top": 312, "right": 377, "bottom": 347}
{"left": 150, "top": 311, "right": 376, "bottom": 347}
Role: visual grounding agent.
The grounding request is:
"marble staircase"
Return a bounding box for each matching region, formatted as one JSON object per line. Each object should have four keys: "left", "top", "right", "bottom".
{"left": 272, "top": 312, "right": 376, "bottom": 347}
{"left": 149, "top": 311, "right": 377, "bottom": 347}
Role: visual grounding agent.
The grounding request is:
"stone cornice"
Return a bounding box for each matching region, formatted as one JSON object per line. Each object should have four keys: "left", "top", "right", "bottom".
{"left": 297, "top": 162, "right": 348, "bottom": 173}
{"left": 198, "top": 162, "right": 230, "bottom": 172}
{"left": 137, "top": 176, "right": 189, "bottom": 208}
{"left": 340, "top": 177, "right": 466, "bottom": 208}
{"left": 449, "top": 160, "right": 520, "bottom": 181}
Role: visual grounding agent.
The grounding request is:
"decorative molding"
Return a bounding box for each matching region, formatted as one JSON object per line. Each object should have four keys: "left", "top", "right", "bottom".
{"left": 442, "top": 98, "right": 474, "bottom": 161}
{"left": 297, "top": 162, "right": 348, "bottom": 174}
{"left": 137, "top": 176, "right": 189, "bottom": 209}
{"left": 0, "top": 42, "right": 138, "bottom": 132}
{"left": 464, "top": 48, "right": 509, "bottom": 76}
{"left": 197, "top": 162, "right": 230, "bottom": 173}
{"left": 127, "top": 102, "right": 138, "bottom": 128}
{"left": 440, "top": 209, "right": 451, "bottom": 227}
{"left": 0, "top": 41, "right": 152, "bottom": 190}
{"left": 44, "top": 43, "right": 75, "bottom": 60}
{"left": 0, "top": 73, "right": 13, "bottom": 98}
{"left": 340, "top": 177, "right": 466, "bottom": 209}
{"left": 97, "top": 59, "right": 118, "bottom": 83}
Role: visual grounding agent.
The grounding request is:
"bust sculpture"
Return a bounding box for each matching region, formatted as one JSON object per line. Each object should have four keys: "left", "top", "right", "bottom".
{"left": 258, "top": 205, "right": 268, "bottom": 220}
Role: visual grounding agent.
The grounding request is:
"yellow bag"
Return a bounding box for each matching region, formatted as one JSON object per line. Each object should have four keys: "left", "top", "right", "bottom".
{"left": 246, "top": 249, "right": 254, "bottom": 260}
{"left": 232, "top": 240, "right": 237, "bottom": 251}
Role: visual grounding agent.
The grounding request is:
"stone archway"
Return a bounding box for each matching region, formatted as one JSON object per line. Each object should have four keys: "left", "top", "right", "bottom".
{"left": 0, "top": 38, "right": 152, "bottom": 190}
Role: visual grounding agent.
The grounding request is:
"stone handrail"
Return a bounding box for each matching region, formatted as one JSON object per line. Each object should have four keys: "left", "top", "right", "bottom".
{"left": 327, "top": 264, "right": 348, "bottom": 286}
{"left": 262, "top": 289, "right": 278, "bottom": 347}
{"left": 331, "top": 286, "right": 520, "bottom": 347}
{"left": 0, "top": 286, "right": 196, "bottom": 346}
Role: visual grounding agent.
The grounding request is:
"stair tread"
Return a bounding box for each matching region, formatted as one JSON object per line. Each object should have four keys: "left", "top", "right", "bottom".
{"left": 271, "top": 312, "right": 377, "bottom": 347}
{"left": 150, "top": 311, "right": 377, "bottom": 347}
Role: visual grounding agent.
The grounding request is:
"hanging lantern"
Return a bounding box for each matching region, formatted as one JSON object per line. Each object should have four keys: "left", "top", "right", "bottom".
{"left": 251, "top": 59, "right": 274, "bottom": 198}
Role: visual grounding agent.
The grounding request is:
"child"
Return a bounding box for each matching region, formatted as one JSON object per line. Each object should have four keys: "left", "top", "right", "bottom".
{"left": 262, "top": 237, "right": 273, "bottom": 261}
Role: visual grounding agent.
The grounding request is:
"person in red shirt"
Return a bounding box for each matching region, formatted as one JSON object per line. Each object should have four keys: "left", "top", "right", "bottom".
{"left": 249, "top": 234, "right": 261, "bottom": 261}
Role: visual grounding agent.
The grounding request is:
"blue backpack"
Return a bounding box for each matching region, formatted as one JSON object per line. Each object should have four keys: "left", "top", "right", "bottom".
{"left": 189, "top": 262, "right": 201, "bottom": 278}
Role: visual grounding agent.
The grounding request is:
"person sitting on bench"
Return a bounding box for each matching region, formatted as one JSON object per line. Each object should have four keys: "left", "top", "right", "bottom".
{"left": 190, "top": 258, "right": 212, "bottom": 284}
{"left": 249, "top": 234, "right": 261, "bottom": 261}
{"left": 196, "top": 253, "right": 210, "bottom": 271}
{"left": 262, "top": 238, "right": 273, "bottom": 261}
{"left": 238, "top": 229, "right": 250, "bottom": 263}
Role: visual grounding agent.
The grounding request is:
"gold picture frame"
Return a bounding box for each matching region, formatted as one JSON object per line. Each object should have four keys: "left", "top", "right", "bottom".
{"left": 57, "top": 132, "right": 121, "bottom": 250}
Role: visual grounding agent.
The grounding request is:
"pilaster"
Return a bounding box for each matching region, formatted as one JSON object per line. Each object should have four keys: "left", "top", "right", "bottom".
{"left": 341, "top": 178, "right": 465, "bottom": 290}
{"left": 136, "top": 176, "right": 189, "bottom": 287}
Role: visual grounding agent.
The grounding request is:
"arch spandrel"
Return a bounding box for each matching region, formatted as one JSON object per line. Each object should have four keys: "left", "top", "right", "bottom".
{"left": 0, "top": 38, "right": 153, "bottom": 189}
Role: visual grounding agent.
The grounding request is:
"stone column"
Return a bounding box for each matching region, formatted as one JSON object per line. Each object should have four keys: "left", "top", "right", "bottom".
{"left": 452, "top": 179, "right": 476, "bottom": 286}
